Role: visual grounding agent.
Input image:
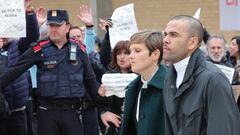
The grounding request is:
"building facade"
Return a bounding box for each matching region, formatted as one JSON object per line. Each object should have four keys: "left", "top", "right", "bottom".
{"left": 33, "top": 0, "right": 239, "bottom": 42}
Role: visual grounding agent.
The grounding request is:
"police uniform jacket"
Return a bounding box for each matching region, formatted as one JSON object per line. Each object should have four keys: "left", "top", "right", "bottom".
{"left": 0, "top": 38, "right": 99, "bottom": 103}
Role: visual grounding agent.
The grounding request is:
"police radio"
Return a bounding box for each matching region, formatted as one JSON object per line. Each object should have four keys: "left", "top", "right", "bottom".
{"left": 69, "top": 43, "right": 77, "bottom": 63}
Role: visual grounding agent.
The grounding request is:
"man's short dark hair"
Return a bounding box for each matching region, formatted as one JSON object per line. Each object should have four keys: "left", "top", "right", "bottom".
{"left": 170, "top": 15, "right": 204, "bottom": 45}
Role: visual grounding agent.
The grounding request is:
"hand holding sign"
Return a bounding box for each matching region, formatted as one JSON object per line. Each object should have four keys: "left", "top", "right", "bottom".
{"left": 98, "top": 84, "right": 106, "bottom": 97}
{"left": 99, "top": 18, "right": 113, "bottom": 31}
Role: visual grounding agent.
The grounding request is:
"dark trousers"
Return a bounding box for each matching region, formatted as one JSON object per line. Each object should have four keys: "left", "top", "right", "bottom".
{"left": 37, "top": 106, "right": 83, "bottom": 135}
{"left": 0, "top": 110, "right": 27, "bottom": 135}
{"left": 82, "top": 107, "right": 99, "bottom": 135}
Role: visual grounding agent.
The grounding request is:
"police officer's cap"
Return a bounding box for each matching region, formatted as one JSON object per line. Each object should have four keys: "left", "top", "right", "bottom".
{"left": 46, "top": 10, "right": 69, "bottom": 25}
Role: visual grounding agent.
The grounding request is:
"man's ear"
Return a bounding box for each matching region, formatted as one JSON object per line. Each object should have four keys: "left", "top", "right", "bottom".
{"left": 66, "top": 23, "right": 71, "bottom": 32}
{"left": 188, "top": 36, "right": 199, "bottom": 50}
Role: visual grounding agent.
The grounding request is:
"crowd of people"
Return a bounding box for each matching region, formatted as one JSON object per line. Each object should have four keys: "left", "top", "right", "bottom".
{"left": 0, "top": 1, "right": 240, "bottom": 135}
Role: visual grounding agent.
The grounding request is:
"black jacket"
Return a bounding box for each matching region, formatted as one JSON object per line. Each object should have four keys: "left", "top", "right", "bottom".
{"left": 163, "top": 49, "right": 240, "bottom": 135}
{"left": 100, "top": 28, "right": 112, "bottom": 70}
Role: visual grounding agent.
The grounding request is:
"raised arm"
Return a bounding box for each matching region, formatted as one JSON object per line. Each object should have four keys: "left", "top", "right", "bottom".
{"left": 99, "top": 19, "right": 113, "bottom": 69}
{"left": 18, "top": 0, "right": 40, "bottom": 53}
{"left": 77, "top": 5, "right": 95, "bottom": 54}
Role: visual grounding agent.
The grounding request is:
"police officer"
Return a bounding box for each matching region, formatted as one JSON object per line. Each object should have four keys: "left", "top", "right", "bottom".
{"left": 0, "top": 9, "right": 100, "bottom": 135}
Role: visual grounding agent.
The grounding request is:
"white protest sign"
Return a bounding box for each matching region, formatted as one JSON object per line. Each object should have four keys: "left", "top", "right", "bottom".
{"left": 214, "top": 64, "right": 235, "bottom": 83}
{"left": 193, "top": 8, "right": 201, "bottom": 19}
{"left": 109, "top": 3, "right": 138, "bottom": 49}
{"left": 101, "top": 73, "right": 138, "bottom": 98}
{"left": 0, "top": 0, "right": 26, "bottom": 37}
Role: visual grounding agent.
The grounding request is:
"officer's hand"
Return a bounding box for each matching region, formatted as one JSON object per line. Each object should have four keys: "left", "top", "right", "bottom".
{"left": 100, "top": 111, "right": 121, "bottom": 128}
{"left": 98, "top": 84, "right": 106, "bottom": 97}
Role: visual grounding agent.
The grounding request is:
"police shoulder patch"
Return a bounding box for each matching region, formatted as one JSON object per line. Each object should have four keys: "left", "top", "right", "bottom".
{"left": 32, "top": 40, "right": 50, "bottom": 53}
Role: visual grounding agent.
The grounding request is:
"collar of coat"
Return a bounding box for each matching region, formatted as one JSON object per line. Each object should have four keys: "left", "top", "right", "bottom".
{"left": 168, "top": 48, "right": 206, "bottom": 97}
{"left": 184, "top": 49, "right": 204, "bottom": 77}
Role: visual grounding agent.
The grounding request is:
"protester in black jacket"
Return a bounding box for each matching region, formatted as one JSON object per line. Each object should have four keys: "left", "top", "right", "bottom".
{"left": 98, "top": 40, "right": 131, "bottom": 135}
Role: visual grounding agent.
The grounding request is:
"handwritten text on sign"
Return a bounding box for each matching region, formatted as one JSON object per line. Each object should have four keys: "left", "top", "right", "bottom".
{"left": 0, "top": 0, "right": 26, "bottom": 37}
{"left": 109, "top": 4, "right": 138, "bottom": 49}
